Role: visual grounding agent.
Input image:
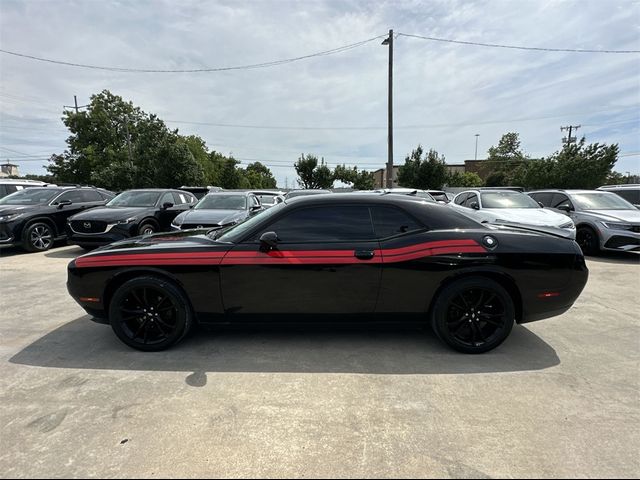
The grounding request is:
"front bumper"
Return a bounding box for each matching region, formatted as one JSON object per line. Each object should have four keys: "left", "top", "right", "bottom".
{"left": 66, "top": 222, "right": 137, "bottom": 247}
{"left": 599, "top": 227, "right": 640, "bottom": 252}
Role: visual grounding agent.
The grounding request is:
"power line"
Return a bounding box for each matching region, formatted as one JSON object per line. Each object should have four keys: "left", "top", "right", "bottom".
{"left": 0, "top": 35, "right": 386, "bottom": 73}
{"left": 397, "top": 33, "right": 640, "bottom": 54}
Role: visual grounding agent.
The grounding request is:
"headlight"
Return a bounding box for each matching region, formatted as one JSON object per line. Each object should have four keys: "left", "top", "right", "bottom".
{"left": 560, "top": 221, "right": 575, "bottom": 229}
{"left": 117, "top": 217, "right": 137, "bottom": 225}
{"left": 171, "top": 216, "right": 184, "bottom": 227}
{"left": 0, "top": 212, "right": 22, "bottom": 222}
{"left": 601, "top": 221, "right": 634, "bottom": 231}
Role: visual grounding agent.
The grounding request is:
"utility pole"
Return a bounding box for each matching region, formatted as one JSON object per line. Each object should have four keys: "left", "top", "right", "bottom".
{"left": 63, "top": 95, "right": 88, "bottom": 114}
{"left": 561, "top": 125, "right": 581, "bottom": 145}
{"left": 382, "top": 29, "right": 394, "bottom": 188}
{"left": 474, "top": 134, "right": 480, "bottom": 161}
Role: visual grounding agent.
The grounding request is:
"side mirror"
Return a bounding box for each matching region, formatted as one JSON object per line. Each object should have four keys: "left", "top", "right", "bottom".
{"left": 557, "top": 205, "right": 572, "bottom": 213}
{"left": 259, "top": 231, "right": 279, "bottom": 251}
{"left": 57, "top": 200, "right": 72, "bottom": 209}
{"left": 251, "top": 205, "right": 262, "bottom": 211}
{"left": 469, "top": 202, "right": 480, "bottom": 210}
{"left": 162, "top": 202, "right": 174, "bottom": 210}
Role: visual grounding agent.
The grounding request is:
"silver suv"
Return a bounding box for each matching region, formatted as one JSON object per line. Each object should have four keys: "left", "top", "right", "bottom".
{"left": 528, "top": 189, "right": 640, "bottom": 254}
{"left": 597, "top": 184, "right": 640, "bottom": 209}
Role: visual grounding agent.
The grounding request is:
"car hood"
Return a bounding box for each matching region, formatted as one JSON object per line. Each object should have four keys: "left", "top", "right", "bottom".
{"left": 87, "top": 229, "right": 229, "bottom": 254}
{"left": 0, "top": 204, "right": 43, "bottom": 215}
{"left": 580, "top": 209, "right": 640, "bottom": 223}
{"left": 69, "top": 206, "right": 152, "bottom": 222}
{"left": 175, "top": 208, "right": 246, "bottom": 225}
{"left": 481, "top": 208, "right": 571, "bottom": 226}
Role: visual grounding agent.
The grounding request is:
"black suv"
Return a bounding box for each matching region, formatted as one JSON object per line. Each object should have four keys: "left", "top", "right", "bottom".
{"left": 66, "top": 189, "right": 197, "bottom": 249}
{"left": 0, "top": 186, "right": 114, "bottom": 252}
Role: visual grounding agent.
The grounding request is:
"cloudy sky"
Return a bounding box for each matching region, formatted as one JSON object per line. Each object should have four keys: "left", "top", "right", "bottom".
{"left": 1, "top": 0, "right": 639, "bottom": 187}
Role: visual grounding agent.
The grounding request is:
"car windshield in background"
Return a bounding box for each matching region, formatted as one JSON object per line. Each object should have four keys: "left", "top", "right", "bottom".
{"left": 430, "top": 193, "right": 448, "bottom": 202}
{"left": 256, "top": 194, "right": 276, "bottom": 205}
{"left": 212, "top": 201, "right": 286, "bottom": 242}
{"left": 195, "top": 195, "right": 247, "bottom": 210}
{"left": 0, "top": 188, "right": 59, "bottom": 205}
{"left": 107, "top": 191, "right": 161, "bottom": 207}
{"left": 571, "top": 192, "right": 636, "bottom": 210}
{"left": 482, "top": 192, "right": 540, "bottom": 209}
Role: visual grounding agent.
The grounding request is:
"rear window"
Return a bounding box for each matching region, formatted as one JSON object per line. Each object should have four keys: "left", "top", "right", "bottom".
{"left": 371, "top": 206, "right": 425, "bottom": 239}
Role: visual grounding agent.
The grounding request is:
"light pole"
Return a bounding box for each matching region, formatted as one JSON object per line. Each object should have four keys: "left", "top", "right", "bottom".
{"left": 382, "top": 30, "right": 393, "bottom": 188}
{"left": 474, "top": 134, "right": 480, "bottom": 161}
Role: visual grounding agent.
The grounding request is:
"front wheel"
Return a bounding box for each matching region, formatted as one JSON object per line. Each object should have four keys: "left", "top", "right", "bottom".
{"left": 431, "top": 277, "right": 515, "bottom": 354}
{"left": 138, "top": 221, "right": 157, "bottom": 236}
{"left": 109, "top": 276, "right": 193, "bottom": 351}
{"left": 22, "top": 222, "right": 54, "bottom": 252}
{"left": 576, "top": 226, "right": 599, "bottom": 256}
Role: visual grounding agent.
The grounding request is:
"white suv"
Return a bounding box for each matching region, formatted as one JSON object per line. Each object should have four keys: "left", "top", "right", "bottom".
{"left": 0, "top": 179, "right": 51, "bottom": 199}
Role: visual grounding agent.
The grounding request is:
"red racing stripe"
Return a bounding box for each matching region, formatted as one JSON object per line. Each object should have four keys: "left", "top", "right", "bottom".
{"left": 75, "top": 240, "right": 486, "bottom": 268}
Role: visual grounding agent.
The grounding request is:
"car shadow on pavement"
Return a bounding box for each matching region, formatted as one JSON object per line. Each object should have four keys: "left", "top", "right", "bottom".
{"left": 44, "top": 246, "right": 86, "bottom": 259}
{"left": 10, "top": 316, "right": 560, "bottom": 379}
{"left": 586, "top": 251, "right": 639, "bottom": 265}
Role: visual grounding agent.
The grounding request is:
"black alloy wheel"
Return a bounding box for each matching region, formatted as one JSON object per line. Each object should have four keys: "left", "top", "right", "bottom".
{"left": 432, "top": 277, "right": 515, "bottom": 354}
{"left": 576, "top": 226, "right": 599, "bottom": 256}
{"left": 138, "top": 221, "right": 157, "bottom": 236}
{"left": 109, "top": 276, "right": 193, "bottom": 351}
{"left": 23, "top": 222, "right": 54, "bottom": 252}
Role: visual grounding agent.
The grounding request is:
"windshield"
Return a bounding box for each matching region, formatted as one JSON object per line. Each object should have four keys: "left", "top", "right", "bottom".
{"left": 212, "top": 201, "right": 286, "bottom": 242}
{"left": 571, "top": 192, "right": 636, "bottom": 210}
{"left": 481, "top": 192, "right": 540, "bottom": 209}
{"left": 0, "top": 188, "right": 59, "bottom": 205}
{"left": 196, "top": 195, "right": 246, "bottom": 210}
{"left": 107, "top": 191, "right": 161, "bottom": 207}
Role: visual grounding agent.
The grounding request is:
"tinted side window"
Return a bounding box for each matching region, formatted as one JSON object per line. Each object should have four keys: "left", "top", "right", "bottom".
{"left": 56, "top": 190, "right": 86, "bottom": 203}
{"left": 551, "top": 194, "right": 572, "bottom": 209}
{"left": 530, "top": 192, "right": 553, "bottom": 206}
{"left": 172, "top": 192, "right": 187, "bottom": 205}
{"left": 157, "top": 192, "right": 173, "bottom": 206}
{"left": 371, "top": 206, "right": 424, "bottom": 239}
{"left": 0, "top": 185, "right": 6, "bottom": 196}
{"left": 454, "top": 193, "right": 468, "bottom": 205}
{"left": 261, "top": 206, "right": 374, "bottom": 243}
{"left": 464, "top": 193, "right": 478, "bottom": 207}
{"left": 79, "top": 190, "right": 102, "bottom": 202}
{"left": 614, "top": 190, "right": 640, "bottom": 204}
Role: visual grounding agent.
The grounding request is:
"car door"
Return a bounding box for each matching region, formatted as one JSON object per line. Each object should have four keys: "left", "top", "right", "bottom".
{"left": 220, "top": 204, "right": 381, "bottom": 317}
{"left": 155, "top": 191, "right": 186, "bottom": 230}
{"left": 50, "top": 190, "right": 94, "bottom": 234}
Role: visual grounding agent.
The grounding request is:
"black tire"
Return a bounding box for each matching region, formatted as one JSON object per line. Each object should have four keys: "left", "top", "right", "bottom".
{"left": 22, "top": 222, "right": 55, "bottom": 252}
{"left": 138, "top": 221, "right": 157, "bottom": 236}
{"left": 431, "top": 277, "right": 515, "bottom": 354}
{"left": 109, "top": 276, "right": 193, "bottom": 351}
{"left": 576, "top": 226, "right": 599, "bottom": 256}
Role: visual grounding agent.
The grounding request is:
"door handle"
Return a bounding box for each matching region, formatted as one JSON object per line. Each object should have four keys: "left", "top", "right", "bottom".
{"left": 354, "top": 250, "right": 375, "bottom": 260}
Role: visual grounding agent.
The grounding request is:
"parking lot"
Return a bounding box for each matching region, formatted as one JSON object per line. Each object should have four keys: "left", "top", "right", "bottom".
{"left": 0, "top": 245, "right": 638, "bottom": 478}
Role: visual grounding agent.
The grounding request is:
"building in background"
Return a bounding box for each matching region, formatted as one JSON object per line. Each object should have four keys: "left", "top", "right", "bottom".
{"left": 0, "top": 162, "right": 19, "bottom": 178}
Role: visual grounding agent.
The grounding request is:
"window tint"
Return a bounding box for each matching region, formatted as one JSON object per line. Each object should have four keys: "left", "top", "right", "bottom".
{"left": 172, "top": 192, "right": 186, "bottom": 205}
{"left": 0, "top": 185, "right": 6, "bottom": 196}
{"left": 454, "top": 193, "right": 468, "bottom": 205}
{"left": 79, "top": 190, "right": 102, "bottom": 202}
{"left": 261, "top": 206, "right": 374, "bottom": 243}
{"left": 371, "top": 206, "right": 424, "bottom": 239}
{"left": 463, "top": 193, "right": 478, "bottom": 208}
{"left": 551, "top": 193, "right": 572, "bottom": 209}
{"left": 159, "top": 192, "right": 174, "bottom": 206}
{"left": 613, "top": 189, "right": 640, "bottom": 205}
{"left": 56, "top": 190, "right": 87, "bottom": 203}
{"left": 529, "top": 192, "right": 553, "bottom": 206}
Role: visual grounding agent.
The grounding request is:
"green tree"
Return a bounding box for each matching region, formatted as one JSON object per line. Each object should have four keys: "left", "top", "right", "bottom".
{"left": 447, "top": 171, "right": 483, "bottom": 187}
{"left": 397, "top": 145, "right": 448, "bottom": 189}
{"left": 484, "top": 132, "right": 529, "bottom": 185}
{"left": 48, "top": 90, "right": 205, "bottom": 191}
{"left": 244, "top": 162, "right": 277, "bottom": 189}
{"left": 334, "top": 164, "right": 375, "bottom": 190}
{"left": 294, "top": 154, "right": 334, "bottom": 189}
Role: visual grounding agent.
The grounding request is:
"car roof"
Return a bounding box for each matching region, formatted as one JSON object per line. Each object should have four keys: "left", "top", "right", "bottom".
{"left": 528, "top": 189, "right": 615, "bottom": 195}
{"left": 204, "top": 191, "right": 252, "bottom": 196}
{"left": 285, "top": 192, "right": 432, "bottom": 205}
{"left": 597, "top": 184, "right": 640, "bottom": 189}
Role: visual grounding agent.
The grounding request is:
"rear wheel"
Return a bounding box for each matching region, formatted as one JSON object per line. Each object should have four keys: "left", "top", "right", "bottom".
{"left": 576, "top": 226, "right": 599, "bottom": 255}
{"left": 22, "top": 222, "right": 54, "bottom": 252}
{"left": 431, "top": 277, "right": 515, "bottom": 354}
{"left": 109, "top": 276, "right": 193, "bottom": 351}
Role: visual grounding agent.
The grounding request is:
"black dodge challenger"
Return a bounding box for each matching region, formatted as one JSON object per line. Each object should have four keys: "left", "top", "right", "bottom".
{"left": 67, "top": 193, "right": 588, "bottom": 353}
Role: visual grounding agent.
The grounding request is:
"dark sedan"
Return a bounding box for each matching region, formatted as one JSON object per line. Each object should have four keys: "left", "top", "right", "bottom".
{"left": 170, "top": 191, "right": 263, "bottom": 231}
{"left": 67, "top": 193, "right": 588, "bottom": 353}
{"left": 66, "top": 189, "right": 197, "bottom": 249}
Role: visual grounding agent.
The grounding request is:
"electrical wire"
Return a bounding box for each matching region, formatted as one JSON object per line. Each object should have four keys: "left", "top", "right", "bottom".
{"left": 0, "top": 35, "right": 386, "bottom": 73}
{"left": 397, "top": 33, "right": 640, "bottom": 54}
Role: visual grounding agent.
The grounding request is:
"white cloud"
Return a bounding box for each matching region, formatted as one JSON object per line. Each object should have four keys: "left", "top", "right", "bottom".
{"left": 1, "top": 0, "right": 638, "bottom": 181}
